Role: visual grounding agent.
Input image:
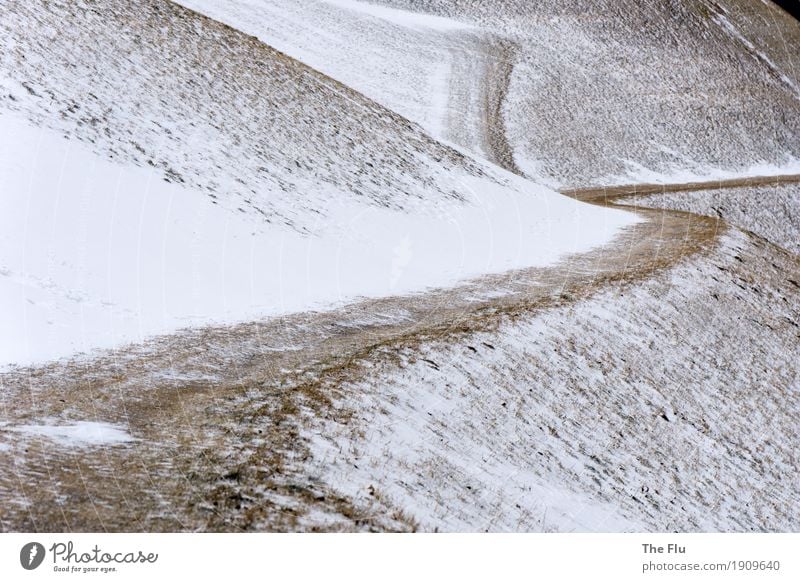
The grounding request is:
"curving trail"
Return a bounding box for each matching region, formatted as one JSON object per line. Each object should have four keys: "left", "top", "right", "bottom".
{"left": 1, "top": 4, "right": 798, "bottom": 532}
{"left": 563, "top": 173, "right": 800, "bottom": 203}
{"left": 0, "top": 181, "right": 723, "bottom": 531}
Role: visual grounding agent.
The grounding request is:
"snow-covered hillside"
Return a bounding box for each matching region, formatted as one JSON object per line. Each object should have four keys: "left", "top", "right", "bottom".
{"left": 173, "top": 0, "right": 485, "bottom": 148}
{"left": 0, "top": 0, "right": 798, "bottom": 534}
{"left": 180, "top": 0, "right": 800, "bottom": 187}
{"left": 1, "top": 0, "right": 482, "bottom": 228}
{"left": 306, "top": 229, "right": 800, "bottom": 532}
{"left": 0, "top": 0, "right": 636, "bottom": 367}
{"left": 2, "top": 205, "right": 796, "bottom": 532}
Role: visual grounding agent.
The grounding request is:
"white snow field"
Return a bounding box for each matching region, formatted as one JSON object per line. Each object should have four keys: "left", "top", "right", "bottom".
{"left": 0, "top": 0, "right": 637, "bottom": 369}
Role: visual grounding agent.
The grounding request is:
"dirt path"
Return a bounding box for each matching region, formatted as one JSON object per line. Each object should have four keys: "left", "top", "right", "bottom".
{"left": 6, "top": 138, "right": 790, "bottom": 531}
{"left": 1, "top": 17, "right": 793, "bottom": 532}
{"left": 0, "top": 187, "right": 723, "bottom": 531}
{"left": 563, "top": 173, "right": 800, "bottom": 203}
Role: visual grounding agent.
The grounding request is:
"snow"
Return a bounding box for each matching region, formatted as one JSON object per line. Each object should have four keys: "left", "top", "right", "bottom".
{"left": 307, "top": 231, "right": 800, "bottom": 532}
{"left": 173, "top": 0, "right": 474, "bottom": 142}
{"left": 0, "top": 0, "right": 797, "bottom": 534}
{"left": 309, "top": 429, "right": 641, "bottom": 532}
{"left": 1, "top": 0, "right": 498, "bottom": 234}
{"left": 8, "top": 420, "right": 134, "bottom": 447}
{"left": 321, "top": 0, "right": 472, "bottom": 31}
{"left": 176, "top": 0, "right": 800, "bottom": 189}
{"left": 0, "top": 114, "right": 638, "bottom": 368}
{"left": 712, "top": 11, "right": 800, "bottom": 101}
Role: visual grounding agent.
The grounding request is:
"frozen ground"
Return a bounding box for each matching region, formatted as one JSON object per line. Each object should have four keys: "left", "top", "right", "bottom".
{"left": 245, "top": 0, "right": 799, "bottom": 187}
{"left": 0, "top": 0, "right": 477, "bottom": 229}
{"left": 174, "top": 0, "right": 511, "bottom": 171}
{"left": 0, "top": 0, "right": 798, "bottom": 533}
{"left": 306, "top": 229, "right": 800, "bottom": 532}
{"left": 0, "top": 0, "right": 636, "bottom": 368}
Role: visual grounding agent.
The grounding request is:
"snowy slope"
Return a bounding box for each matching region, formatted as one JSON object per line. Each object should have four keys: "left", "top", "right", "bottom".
{"left": 305, "top": 230, "right": 800, "bottom": 532}
{"left": 184, "top": 0, "right": 800, "bottom": 187}
{"left": 498, "top": 0, "right": 800, "bottom": 186}
{"left": 0, "top": 0, "right": 637, "bottom": 367}
{"left": 0, "top": 0, "right": 481, "bottom": 230}
{"left": 173, "top": 0, "right": 482, "bottom": 146}
{"left": 1, "top": 0, "right": 798, "bottom": 535}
